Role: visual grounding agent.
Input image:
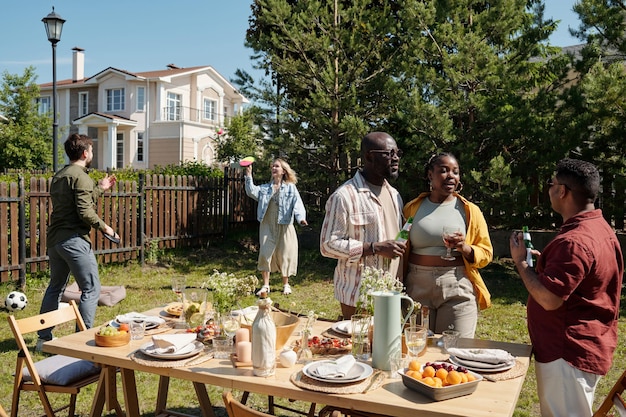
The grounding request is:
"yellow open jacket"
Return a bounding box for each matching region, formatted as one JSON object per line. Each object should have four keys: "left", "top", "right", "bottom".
{"left": 402, "top": 192, "right": 493, "bottom": 310}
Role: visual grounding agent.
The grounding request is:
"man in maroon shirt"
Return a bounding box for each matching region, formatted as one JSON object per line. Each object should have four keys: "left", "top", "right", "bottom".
{"left": 510, "top": 158, "right": 623, "bottom": 417}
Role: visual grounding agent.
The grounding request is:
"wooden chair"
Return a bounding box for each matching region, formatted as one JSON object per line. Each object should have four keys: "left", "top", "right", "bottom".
{"left": 7, "top": 300, "right": 102, "bottom": 417}
{"left": 0, "top": 404, "right": 9, "bottom": 417}
{"left": 594, "top": 369, "right": 626, "bottom": 417}
{"left": 223, "top": 391, "right": 274, "bottom": 417}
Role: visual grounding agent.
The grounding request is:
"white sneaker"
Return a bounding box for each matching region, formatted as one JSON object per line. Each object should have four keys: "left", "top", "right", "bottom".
{"left": 35, "top": 337, "right": 57, "bottom": 353}
{"left": 283, "top": 284, "right": 292, "bottom": 295}
{"left": 256, "top": 285, "right": 270, "bottom": 296}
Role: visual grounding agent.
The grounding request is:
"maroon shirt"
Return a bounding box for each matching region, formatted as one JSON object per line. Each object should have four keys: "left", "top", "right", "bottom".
{"left": 528, "top": 209, "right": 623, "bottom": 375}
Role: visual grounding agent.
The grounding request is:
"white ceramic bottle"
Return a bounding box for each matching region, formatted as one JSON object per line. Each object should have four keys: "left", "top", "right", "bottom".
{"left": 251, "top": 296, "right": 276, "bottom": 376}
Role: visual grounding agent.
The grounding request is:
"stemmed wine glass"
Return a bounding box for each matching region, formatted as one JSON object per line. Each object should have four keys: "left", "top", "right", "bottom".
{"left": 221, "top": 313, "right": 240, "bottom": 349}
{"left": 441, "top": 226, "right": 463, "bottom": 261}
{"left": 171, "top": 276, "right": 186, "bottom": 328}
{"left": 404, "top": 326, "right": 428, "bottom": 359}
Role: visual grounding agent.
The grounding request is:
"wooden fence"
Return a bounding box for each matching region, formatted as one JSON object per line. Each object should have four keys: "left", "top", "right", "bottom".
{"left": 0, "top": 168, "right": 257, "bottom": 286}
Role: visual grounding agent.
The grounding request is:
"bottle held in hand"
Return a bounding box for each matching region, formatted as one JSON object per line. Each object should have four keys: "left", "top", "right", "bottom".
{"left": 395, "top": 217, "right": 413, "bottom": 243}
{"left": 522, "top": 226, "right": 536, "bottom": 268}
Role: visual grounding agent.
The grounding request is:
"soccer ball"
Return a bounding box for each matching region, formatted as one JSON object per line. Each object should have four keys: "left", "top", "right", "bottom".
{"left": 5, "top": 291, "right": 28, "bottom": 311}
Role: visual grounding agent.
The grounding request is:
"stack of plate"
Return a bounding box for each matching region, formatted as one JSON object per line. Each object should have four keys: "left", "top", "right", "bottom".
{"left": 302, "top": 360, "right": 373, "bottom": 384}
{"left": 447, "top": 348, "right": 516, "bottom": 373}
{"left": 140, "top": 341, "right": 205, "bottom": 360}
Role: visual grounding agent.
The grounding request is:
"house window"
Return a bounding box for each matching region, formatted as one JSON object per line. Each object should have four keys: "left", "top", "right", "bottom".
{"left": 36, "top": 96, "right": 51, "bottom": 115}
{"left": 136, "top": 131, "right": 144, "bottom": 162}
{"left": 166, "top": 92, "right": 181, "bottom": 121}
{"left": 203, "top": 99, "right": 216, "bottom": 121}
{"left": 79, "top": 92, "right": 88, "bottom": 116}
{"left": 106, "top": 88, "right": 125, "bottom": 111}
{"left": 136, "top": 86, "right": 145, "bottom": 112}
{"left": 116, "top": 133, "right": 124, "bottom": 169}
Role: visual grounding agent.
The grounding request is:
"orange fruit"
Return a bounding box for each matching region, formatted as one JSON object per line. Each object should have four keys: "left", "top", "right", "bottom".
{"left": 460, "top": 372, "right": 469, "bottom": 383}
{"left": 118, "top": 323, "right": 130, "bottom": 332}
{"left": 446, "top": 370, "right": 463, "bottom": 385}
{"left": 422, "top": 365, "right": 436, "bottom": 378}
{"left": 406, "top": 370, "right": 422, "bottom": 379}
{"left": 435, "top": 368, "right": 448, "bottom": 381}
{"left": 408, "top": 360, "right": 421, "bottom": 371}
{"left": 421, "top": 377, "right": 436, "bottom": 386}
{"left": 433, "top": 377, "right": 443, "bottom": 387}
{"left": 466, "top": 373, "right": 477, "bottom": 382}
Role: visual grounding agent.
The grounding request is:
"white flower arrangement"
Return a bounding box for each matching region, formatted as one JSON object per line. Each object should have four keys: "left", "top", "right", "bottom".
{"left": 203, "top": 269, "right": 259, "bottom": 313}
{"left": 356, "top": 265, "right": 405, "bottom": 315}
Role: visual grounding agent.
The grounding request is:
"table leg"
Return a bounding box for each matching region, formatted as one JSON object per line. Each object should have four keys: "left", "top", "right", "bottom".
{"left": 120, "top": 368, "right": 141, "bottom": 417}
{"left": 155, "top": 376, "right": 170, "bottom": 415}
{"left": 89, "top": 368, "right": 106, "bottom": 417}
{"left": 193, "top": 382, "right": 216, "bottom": 417}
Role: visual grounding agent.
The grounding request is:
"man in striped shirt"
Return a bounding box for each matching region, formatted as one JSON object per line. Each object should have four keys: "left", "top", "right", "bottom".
{"left": 320, "top": 132, "right": 407, "bottom": 319}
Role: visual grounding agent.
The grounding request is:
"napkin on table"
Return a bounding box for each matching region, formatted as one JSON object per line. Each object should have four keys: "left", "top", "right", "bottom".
{"left": 336, "top": 321, "right": 352, "bottom": 334}
{"left": 116, "top": 312, "right": 165, "bottom": 327}
{"left": 447, "top": 348, "right": 515, "bottom": 365}
{"left": 312, "top": 355, "right": 356, "bottom": 378}
{"left": 151, "top": 333, "right": 198, "bottom": 354}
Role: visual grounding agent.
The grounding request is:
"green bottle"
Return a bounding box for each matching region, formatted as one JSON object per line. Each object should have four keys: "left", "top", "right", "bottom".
{"left": 396, "top": 217, "right": 413, "bottom": 243}
{"left": 522, "top": 226, "right": 536, "bottom": 267}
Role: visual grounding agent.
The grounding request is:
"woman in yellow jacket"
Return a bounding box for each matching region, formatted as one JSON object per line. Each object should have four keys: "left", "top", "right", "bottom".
{"left": 403, "top": 153, "right": 492, "bottom": 338}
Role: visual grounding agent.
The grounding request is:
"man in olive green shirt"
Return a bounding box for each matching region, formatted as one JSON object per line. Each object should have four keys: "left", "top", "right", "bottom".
{"left": 37, "top": 133, "right": 119, "bottom": 350}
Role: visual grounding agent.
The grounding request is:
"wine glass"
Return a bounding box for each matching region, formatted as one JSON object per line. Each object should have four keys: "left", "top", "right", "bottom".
{"left": 171, "top": 276, "right": 186, "bottom": 302}
{"left": 441, "top": 226, "right": 462, "bottom": 261}
{"left": 404, "top": 326, "right": 428, "bottom": 358}
{"left": 221, "top": 313, "right": 240, "bottom": 348}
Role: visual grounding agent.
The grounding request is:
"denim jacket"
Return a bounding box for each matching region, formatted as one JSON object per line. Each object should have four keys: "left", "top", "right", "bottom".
{"left": 245, "top": 176, "right": 307, "bottom": 225}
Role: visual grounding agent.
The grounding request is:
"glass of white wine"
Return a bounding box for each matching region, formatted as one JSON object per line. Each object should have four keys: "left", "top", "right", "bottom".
{"left": 171, "top": 276, "right": 186, "bottom": 302}
{"left": 221, "top": 313, "right": 240, "bottom": 349}
{"left": 404, "top": 326, "right": 428, "bottom": 358}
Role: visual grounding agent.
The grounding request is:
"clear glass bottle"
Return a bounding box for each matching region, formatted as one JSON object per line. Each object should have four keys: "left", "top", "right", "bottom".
{"left": 298, "top": 328, "right": 313, "bottom": 363}
{"left": 251, "top": 296, "right": 276, "bottom": 377}
{"left": 395, "top": 217, "right": 414, "bottom": 243}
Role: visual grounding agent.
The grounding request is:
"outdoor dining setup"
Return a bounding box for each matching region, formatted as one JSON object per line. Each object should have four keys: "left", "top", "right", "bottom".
{"left": 31, "top": 274, "right": 532, "bottom": 417}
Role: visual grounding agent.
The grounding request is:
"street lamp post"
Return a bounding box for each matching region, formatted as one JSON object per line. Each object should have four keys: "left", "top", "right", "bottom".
{"left": 42, "top": 7, "right": 65, "bottom": 172}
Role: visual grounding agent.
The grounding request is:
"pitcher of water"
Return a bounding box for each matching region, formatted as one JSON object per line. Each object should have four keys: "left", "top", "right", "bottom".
{"left": 371, "top": 290, "right": 414, "bottom": 371}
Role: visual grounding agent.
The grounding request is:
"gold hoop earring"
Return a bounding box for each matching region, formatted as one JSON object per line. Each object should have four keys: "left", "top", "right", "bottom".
{"left": 456, "top": 182, "right": 463, "bottom": 192}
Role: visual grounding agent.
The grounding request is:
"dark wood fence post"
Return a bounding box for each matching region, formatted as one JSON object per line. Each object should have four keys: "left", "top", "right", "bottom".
{"left": 18, "top": 176, "right": 26, "bottom": 289}
{"left": 139, "top": 173, "right": 145, "bottom": 266}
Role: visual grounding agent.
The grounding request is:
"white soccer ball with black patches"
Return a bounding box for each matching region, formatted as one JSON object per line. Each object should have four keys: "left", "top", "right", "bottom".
{"left": 5, "top": 291, "right": 28, "bottom": 311}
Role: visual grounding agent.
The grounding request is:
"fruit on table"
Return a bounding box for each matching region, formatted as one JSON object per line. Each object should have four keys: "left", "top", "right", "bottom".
{"left": 405, "top": 361, "right": 476, "bottom": 387}
{"left": 97, "top": 325, "right": 126, "bottom": 336}
{"left": 119, "top": 323, "right": 130, "bottom": 332}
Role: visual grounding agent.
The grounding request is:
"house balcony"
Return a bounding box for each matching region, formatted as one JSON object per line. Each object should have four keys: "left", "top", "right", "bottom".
{"left": 160, "top": 106, "right": 231, "bottom": 128}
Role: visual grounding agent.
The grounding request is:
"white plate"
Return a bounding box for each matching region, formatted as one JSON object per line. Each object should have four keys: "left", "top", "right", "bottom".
{"left": 449, "top": 355, "right": 516, "bottom": 372}
{"left": 331, "top": 320, "right": 352, "bottom": 335}
{"left": 302, "top": 360, "right": 373, "bottom": 383}
{"left": 140, "top": 341, "right": 204, "bottom": 360}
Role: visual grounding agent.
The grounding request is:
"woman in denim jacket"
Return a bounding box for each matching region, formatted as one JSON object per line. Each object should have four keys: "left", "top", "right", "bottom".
{"left": 245, "top": 158, "right": 308, "bottom": 295}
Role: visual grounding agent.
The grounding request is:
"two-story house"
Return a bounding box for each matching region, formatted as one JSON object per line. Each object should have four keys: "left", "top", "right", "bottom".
{"left": 38, "top": 47, "right": 249, "bottom": 170}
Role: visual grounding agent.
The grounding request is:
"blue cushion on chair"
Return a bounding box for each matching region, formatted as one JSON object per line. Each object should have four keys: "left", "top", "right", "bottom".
{"left": 23, "top": 355, "right": 100, "bottom": 385}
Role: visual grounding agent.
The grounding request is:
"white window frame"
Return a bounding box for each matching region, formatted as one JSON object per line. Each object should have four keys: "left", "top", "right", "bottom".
{"left": 136, "top": 131, "right": 144, "bottom": 162}
{"left": 106, "top": 88, "right": 125, "bottom": 112}
{"left": 166, "top": 92, "right": 181, "bottom": 121}
{"left": 136, "top": 86, "right": 145, "bottom": 112}
{"left": 36, "top": 96, "right": 51, "bottom": 115}
{"left": 203, "top": 98, "right": 216, "bottom": 121}
{"left": 78, "top": 92, "right": 89, "bottom": 117}
{"left": 116, "top": 132, "right": 124, "bottom": 169}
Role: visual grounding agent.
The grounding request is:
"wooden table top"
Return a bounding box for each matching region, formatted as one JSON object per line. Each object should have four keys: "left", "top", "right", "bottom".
{"left": 44, "top": 307, "right": 532, "bottom": 417}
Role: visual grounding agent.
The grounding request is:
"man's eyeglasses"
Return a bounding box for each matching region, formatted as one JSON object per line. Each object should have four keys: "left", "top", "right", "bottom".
{"left": 546, "top": 178, "right": 571, "bottom": 190}
{"left": 369, "top": 149, "right": 403, "bottom": 159}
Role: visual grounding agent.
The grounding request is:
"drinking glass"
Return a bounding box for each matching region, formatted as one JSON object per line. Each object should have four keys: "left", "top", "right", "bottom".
{"left": 171, "top": 276, "right": 186, "bottom": 302}
{"left": 441, "top": 226, "right": 462, "bottom": 261}
{"left": 404, "top": 325, "right": 427, "bottom": 358}
{"left": 351, "top": 314, "right": 371, "bottom": 361}
{"left": 221, "top": 313, "right": 240, "bottom": 348}
{"left": 182, "top": 288, "right": 207, "bottom": 329}
{"left": 442, "top": 329, "right": 460, "bottom": 352}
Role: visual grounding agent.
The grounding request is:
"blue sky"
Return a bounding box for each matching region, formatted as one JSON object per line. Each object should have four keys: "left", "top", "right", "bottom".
{"left": 1, "top": 1, "right": 581, "bottom": 87}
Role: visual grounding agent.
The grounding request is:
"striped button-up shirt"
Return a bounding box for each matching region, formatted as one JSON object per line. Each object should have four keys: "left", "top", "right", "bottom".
{"left": 320, "top": 171, "right": 403, "bottom": 306}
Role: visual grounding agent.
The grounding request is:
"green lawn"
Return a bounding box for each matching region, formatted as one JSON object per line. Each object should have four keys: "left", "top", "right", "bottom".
{"left": 1, "top": 231, "right": 624, "bottom": 416}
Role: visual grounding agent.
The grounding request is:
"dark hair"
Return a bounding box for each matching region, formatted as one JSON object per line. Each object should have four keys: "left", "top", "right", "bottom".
{"left": 64, "top": 133, "right": 93, "bottom": 161}
{"left": 555, "top": 158, "right": 599, "bottom": 204}
{"left": 424, "top": 152, "right": 458, "bottom": 179}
